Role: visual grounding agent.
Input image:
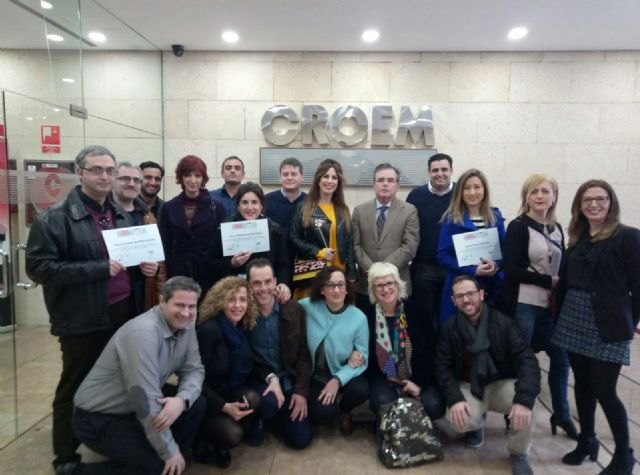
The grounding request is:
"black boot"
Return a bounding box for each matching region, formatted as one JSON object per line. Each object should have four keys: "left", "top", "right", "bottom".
{"left": 562, "top": 434, "right": 599, "bottom": 465}
{"left": 599, "top": 448, "right": 635, "bottom": 475}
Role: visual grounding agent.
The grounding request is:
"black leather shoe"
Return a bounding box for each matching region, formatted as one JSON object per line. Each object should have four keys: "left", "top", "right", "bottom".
{"left": 464, "top": 427, "right": 484, "bottom": 448}
{"left": 213, "top": 448, "right": 232, "bottom": 469}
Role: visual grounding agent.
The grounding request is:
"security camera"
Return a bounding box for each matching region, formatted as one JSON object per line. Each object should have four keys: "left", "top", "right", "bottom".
{"left": 171, "top": 44, "right": 185, "bottom": 57}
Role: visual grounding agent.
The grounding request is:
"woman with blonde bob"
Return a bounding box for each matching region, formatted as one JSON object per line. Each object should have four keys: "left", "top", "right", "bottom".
{"left": 437, "top": 168, "right": 505, "bottom": 324}
{"left": 552, "top": 180, "right": 640, "bottom": 474}
{"left": 365, "top": 262, "right": 445, "bottom": 421}
{"left": 193, "top": 277, "right": 262, "bottom": 468}
{"left": 500, "top": 174, "right": 576, "bottom": 440}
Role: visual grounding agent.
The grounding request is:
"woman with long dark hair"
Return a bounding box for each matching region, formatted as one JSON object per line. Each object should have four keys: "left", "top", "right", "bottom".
{"left": 290, "top": 159, "right": 355, "bottom": 298}
{"left": 553, "top": 180, "right": 640, "bottom": 474}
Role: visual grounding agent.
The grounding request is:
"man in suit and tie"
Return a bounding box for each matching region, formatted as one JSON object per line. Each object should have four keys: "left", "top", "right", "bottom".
{"left": 352, "top": 163, "right": 419, "bottom": 313}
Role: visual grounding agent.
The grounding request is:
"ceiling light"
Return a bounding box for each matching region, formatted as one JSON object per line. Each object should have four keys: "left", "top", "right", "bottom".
{"left": 88, "top": 31, "right": 106, "bottom": 43}
{"left": 25, "top": 117, "right": 33, "bottom": 121}
{"left": 61, "top": 78, "right": 75, "bottom": 83}
{"left": 40, "top": 1, "right": 52, "bottom": 9}
{"left": 507, "top": 26, "right": 528, "bottom": 40}
{"left": 222, "top": 31, "right": 239, "bottom": 43}
{"left": 362, "top": 29, "right": 380, "bottom": 42}
{"left": 47, "top": 34, "right": 64, "bottom": 42}
{"left": 52, "top": 108, "right": 61, "bottom": 112}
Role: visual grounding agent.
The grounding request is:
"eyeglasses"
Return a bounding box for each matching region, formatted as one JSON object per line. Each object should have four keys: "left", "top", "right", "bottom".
{"left": 82, "top": 166, "right": 116, "bottom": 176}
{"left": 98, "top": 216, "right": 113, "bottom": 228}
{"left": 117, "top": 176, "right": 142, "bottom": 185}
{"left": 324, "top": 282, "right": 346, "bottom": 291}
{"left": 453, "top": 290, "right": 479, "bottom": 302}
{"left": 581, "top": 196, "right": 609, "bottom": 206}
{"left": 374, "top": 281, "right": 397, "bottom": 291}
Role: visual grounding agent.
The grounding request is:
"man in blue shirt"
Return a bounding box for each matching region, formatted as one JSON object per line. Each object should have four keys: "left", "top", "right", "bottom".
{"left": 265, "top": 157, "right": 307, "bottom": 236}
{"left": 246, "top": 258, "right": 313, "bottom": 449}
{"left": 406, "top": 153, "right": 455, "bottom": 330}
{"left": 210, "top": 155, "right": 245, "bottom": 216}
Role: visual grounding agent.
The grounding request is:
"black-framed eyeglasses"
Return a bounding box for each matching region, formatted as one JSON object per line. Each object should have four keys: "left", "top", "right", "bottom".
{"left": 324, "top": 282, "right": 346, "bottom": 291}
{"left": 116, "top": 176, "right": 142, "bottom": 184}
{"left": 82, "top": 166, "right": 116, "bottom": 176}
{"left": 453, "top": 290, "right": 479, "bottom": 302}
{"left": 581, "top": 196, "right": 609, "bottom": 206}
{"left": 374, "top": 281, "right": 397, "bottom": 291}
{"left": 98, "top": 216, "right": 113, "bottom": 228}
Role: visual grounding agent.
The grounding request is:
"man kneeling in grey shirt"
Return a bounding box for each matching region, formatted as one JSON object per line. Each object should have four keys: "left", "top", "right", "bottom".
{"left": 72, "top": 276, "right": 206, "bottom": 475}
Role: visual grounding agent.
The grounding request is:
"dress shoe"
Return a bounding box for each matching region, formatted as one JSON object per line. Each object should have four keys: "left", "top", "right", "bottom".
{"left": 464, "top": 427, "right": 484, "bottom": 448}
{"left": 339, "top": 413, "right": 354, "bottom": 436}
{"left": 213, "top": 448, "right": 232, "bottom": 469}
{"left": 510, "top": 454, "right": 533, "bottom": 475}
{"left": 562, "top": 434, "right": 599, "bottom": 465}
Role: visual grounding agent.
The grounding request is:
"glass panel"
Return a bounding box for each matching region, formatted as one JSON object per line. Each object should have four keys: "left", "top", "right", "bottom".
{"left": 0, "top": 91, "right": 19, "bottom": 449}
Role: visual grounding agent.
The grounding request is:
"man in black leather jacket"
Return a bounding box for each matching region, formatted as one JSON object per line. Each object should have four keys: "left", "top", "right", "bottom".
{"left": 26, "top": 145, "right": 158, "bottom": 474}
{"left": 435, "top": 275, "right": 540, "bottom": 475}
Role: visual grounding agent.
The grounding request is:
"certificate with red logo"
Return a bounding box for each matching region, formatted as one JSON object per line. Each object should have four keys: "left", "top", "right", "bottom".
{"left": 452, "top": 228, "right": 502, "bottom": 267}
{"left": 220, "top": 218, "right": 270, "bottom": 256}
{"left": 102, "top": 224, "right": 165, "bottom": 267}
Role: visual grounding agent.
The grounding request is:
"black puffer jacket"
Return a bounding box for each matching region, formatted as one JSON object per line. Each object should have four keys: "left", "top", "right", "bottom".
{"left": 26, "top": 186, "right": 143, "bottom": 336}
{"left": 435, "top": 304, "right": 540, "bottom": 410}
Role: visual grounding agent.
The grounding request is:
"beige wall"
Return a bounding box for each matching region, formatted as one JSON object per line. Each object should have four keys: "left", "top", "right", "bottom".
{"left": 163, "top": 50, "right": 640, "bottom": 228}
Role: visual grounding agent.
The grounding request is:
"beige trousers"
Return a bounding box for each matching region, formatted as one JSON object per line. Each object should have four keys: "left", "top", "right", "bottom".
{"left": 444, "top": 379, "right": 536, "bottom": 455}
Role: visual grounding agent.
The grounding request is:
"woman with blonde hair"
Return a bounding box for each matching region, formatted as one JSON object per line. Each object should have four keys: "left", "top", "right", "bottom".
{"left": 500, "top": 174, "right": 576, "bottom": 439}
{"left": 553, "top": 180, "right": 640, "bottom": 474}
{"left": 437, "top": 168, "right": 505, "bottom": 325}
{"left": 193, "top": 277, "right": 261, "bottom": 468}
{"left": 290, "top": 159, "right": 355, "bottom": 297}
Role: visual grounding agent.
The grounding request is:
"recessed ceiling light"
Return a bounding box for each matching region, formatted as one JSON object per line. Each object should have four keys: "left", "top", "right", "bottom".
{"left": 61, "top": 78, "right": 75, "bottom": 83}
{"left": 88, "top": 31, "right": 106, "bottom": 43}
{"left": 507, "top": 26, "right": 528, "bottom": 40}
{"left": 25, "top": 117, "right": 33, "bottom": 121}
{"left": 53, "top": 108, "right": 61, "bottom": 112}
{"left": 47, "top": 34, "right": 64, "bottom": 42}
{"left": 40, "top": 1, "right": 52, "bottom": 9}
{"left": 362, "top": 29, "right": 380, "bottom": 42}
{"left": 222, "top": 31, "right": 239, "bottom": 43}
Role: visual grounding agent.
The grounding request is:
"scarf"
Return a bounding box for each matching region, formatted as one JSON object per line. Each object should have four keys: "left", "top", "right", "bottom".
{"left": 454, "top": 303, "right": 499, "bottom": 400}
{"left": 217, "top": 313, "right": 253, "bottom": 390}
{"left": 375, "top": 302, "right": 412, "bottom": 381}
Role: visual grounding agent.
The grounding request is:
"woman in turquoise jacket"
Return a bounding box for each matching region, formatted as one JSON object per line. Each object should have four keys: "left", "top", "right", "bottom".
{"left": 299, "top": 266, "right": 369, "bottom": 435}
{"left": 437, "top": 168, "right": 506, "bottom": 324}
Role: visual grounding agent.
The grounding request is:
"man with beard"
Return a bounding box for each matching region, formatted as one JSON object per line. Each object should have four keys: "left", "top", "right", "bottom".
{"left": 139, "top": 161, "right": 164, "bottom": 218}
{"left": 211, "top": 155, "right": 245, "bottom": 216}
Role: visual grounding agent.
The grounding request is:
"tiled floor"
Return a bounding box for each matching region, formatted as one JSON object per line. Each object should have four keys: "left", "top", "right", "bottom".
{"left": 0, "top": 326, "right": 638, "bottom": 474}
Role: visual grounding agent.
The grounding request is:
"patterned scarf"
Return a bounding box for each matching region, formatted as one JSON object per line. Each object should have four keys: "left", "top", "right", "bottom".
{"left": 375, "top": 302, "right": 412, "bottom": 381}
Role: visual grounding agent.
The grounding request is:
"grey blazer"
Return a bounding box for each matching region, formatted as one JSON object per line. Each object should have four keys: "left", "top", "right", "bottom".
{"left": 352, "top": 197, "right": 419, "bottom": 295}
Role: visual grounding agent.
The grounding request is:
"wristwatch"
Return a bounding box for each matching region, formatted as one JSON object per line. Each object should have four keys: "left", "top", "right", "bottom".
{"left": 265, "top": 372, "right": 278, "bottom": 384}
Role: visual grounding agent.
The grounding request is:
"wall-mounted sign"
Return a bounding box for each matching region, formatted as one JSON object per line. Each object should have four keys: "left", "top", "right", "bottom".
{"left": 24, "top": 160, "right": 76, "bottom": 225}
{"left": 41, "top": 125, "right": 61, "bottom": 153}
{"left": 260, "top": 148, "right": 436, "bottom": 187}
{"left": 261, "top": 105, "right": 434, "bottom": 148}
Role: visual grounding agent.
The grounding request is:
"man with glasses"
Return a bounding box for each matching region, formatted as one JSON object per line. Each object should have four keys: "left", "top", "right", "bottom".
{"left": 352, "top": 163, "right": 419, "bottom": 313}
{"left": 26, "top": 145, "right": 159, "bottom": 474}
{"left": 435, "top": 275, "right": 540, "bottom": 475}
{"left": 139, "top": 161, "right": 165, "bottom": 218}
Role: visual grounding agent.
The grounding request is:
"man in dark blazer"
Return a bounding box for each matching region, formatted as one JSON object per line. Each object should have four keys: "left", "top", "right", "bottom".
{"left": 352, "top": 163, "right": 419, "bottom": 312}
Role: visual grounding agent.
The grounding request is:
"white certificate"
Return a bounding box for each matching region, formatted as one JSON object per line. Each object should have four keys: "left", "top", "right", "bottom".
{"left": 452, "top": 228, "right": 502, "bottom": 267}
{"left": 221, "top": 218, "right": 270, "bottom": 257}
{"left": 102, "top": 224, "right": 165, "bottom": 267}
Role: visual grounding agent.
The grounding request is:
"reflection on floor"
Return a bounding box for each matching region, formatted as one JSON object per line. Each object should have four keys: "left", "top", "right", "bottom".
{"left": 1, "top": 326, "right": 640, "bottom": 474}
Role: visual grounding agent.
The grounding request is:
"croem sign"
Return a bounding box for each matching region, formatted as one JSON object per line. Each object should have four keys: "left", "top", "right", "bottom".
{"left": 261, "top": 104, "right": 434, "bottom": 148}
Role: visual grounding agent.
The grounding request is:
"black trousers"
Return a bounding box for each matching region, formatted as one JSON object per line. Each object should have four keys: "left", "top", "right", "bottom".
{"left": 308, "top": 374, "right": 369, "bottom": 424}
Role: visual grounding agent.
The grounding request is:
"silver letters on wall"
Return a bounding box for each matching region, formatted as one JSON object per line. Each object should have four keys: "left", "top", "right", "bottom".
{"left": 261, "top": 104, "right": 434, "bottom": 148}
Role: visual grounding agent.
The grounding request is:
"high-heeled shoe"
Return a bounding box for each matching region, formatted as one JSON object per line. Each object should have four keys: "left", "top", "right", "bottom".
{"left": 562, "top": 434, "right": 599, "bottom": 465}
{"left": 550, "top": 415, "right": 578, "bottom": 440}
{"left": 599, "top": 448, "right": 635, "bottom": 475}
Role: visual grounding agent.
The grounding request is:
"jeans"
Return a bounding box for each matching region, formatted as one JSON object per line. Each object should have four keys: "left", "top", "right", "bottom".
{"left": 514, "top": 302, "right": 570, "bottom": 420}
{"left": 73, "top": 395, "right": 206, "bottom": 475}
{"left": 257, "top": 384, "right": 313, "bottom": 449}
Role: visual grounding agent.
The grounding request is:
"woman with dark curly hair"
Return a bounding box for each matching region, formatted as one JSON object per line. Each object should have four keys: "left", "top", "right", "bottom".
{"left": 158, "top": 155, "right": 226, "bottom": 296}
{"left": 194, "top": 277, "right": 262, "bottom": 468}
{"left": 553, "top": 180, "right": 640, "bottom": 474}
{"left": 299, "top": 266, "right": 369, "bottom": 435}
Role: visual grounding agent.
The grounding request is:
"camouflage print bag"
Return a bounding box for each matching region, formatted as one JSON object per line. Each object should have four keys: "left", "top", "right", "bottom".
{"left": 377, "top": 397, "right": 443, "bottom": 468}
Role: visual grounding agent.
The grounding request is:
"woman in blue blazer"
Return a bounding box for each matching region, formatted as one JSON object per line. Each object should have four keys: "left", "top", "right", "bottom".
{"left": 437, "top": 168, "right": 505, "bottom": 324}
